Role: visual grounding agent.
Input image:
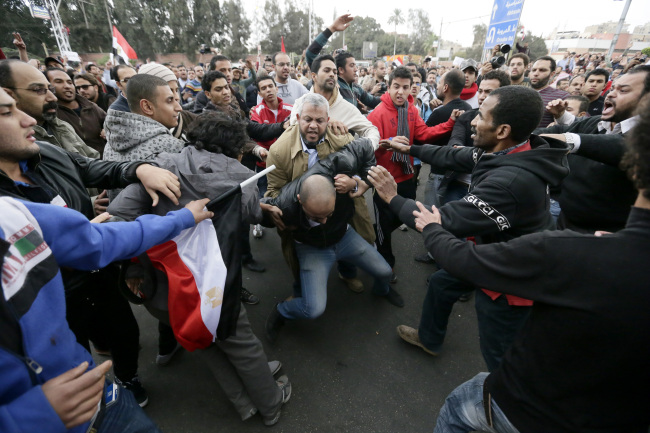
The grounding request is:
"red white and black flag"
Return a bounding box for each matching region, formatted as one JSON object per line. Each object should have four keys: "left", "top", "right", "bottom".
{"left": 112, "top": 26, "right": 137, "bottom": 65}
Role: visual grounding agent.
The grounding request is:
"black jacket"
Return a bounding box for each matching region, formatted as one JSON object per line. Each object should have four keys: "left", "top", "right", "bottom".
{"left": 264, "top": 138, "right": 375, "bottom": 248}
{"left": 535, "top": 116, "right": 635, "bottom": 232}
{"left": 392, "top": 135, "right": 570, "bottom": 244}
{"left": 203, "top": 101, "right": 284, "bottom": 143}
{"left": 448, "top": 108, "right": 478, "bottom": 148}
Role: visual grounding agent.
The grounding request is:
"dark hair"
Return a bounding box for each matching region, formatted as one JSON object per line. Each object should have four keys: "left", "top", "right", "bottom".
{"left": 85, "top": 63, "right": 98, "bottom": 73}
{"left": 566, "top": 95, "right": 590, "bottom": 114}
{"left": 0, "top": 59, "right": 20, "bottom": 89}
{"left": 412, "top": 72, "right": 422, "bottom": 81}
{"left": 360, "top": 67, "right": 368, "bottom": 73}
{"left": 509, "top": 53, "right": 530, "bottom": 67}
{"left": 488, "top": 86, "right": 543, "bottom": 142}
{"left": 621, "top": 98, "right": 650, "bottom": 199}
{"left": 569, "top": 74, "right": 585, "bottom": 85}
{"left": 256, "top": 75, "right": 276, "bottom": 90}
{"left": 388, "top": 66, "right": 413, "bottom": 86}
{"left": 110, "top": 64, "right": 134, "bottom": 82}
{"left": 443, "top": 69, "right": 465, "bottom": 95}
{"left": 335, "top": 52, "right": 355, "bottom": 73}
{"left": 585, "top": 68, "right": 610, "bottom": 83}
{"left": 44, "top": 67, "right": 68, "bottom": 82}
{"left": 202, "top": 71, "right": 228, "bottom": 91}
{"left": 628, "top": 65, "right": 650, "bottom": 97}
{"left": 209, "top": 55, "right": 230, "bottom": 71}
{"left": 406, "top": 62, "right": 417, "bottom": 68}
{"left": 556, "top": 77, "right": 570, "bottom": 86}
{"left": 373, "top": 59, "right": 385, "bottom": 68}
{"left": 187, "top": 111, "right": 247, "bottom": 159}
{"left": 126, "top": 74, "right": 169, "bottom": 113}
{"left": 73, "top": 73, "right": 99, "bottom": 87}
{"left": 534, "top": 56, "right": 556, "bottom": 72}
{"left": 311, "top": 54, "right": 336, "bottom": 74}
{"left": 482, "top": 69, "right": 511, "bottom": 88}
{"left": 272, "top": 52, "right": 289, "bottom": 64}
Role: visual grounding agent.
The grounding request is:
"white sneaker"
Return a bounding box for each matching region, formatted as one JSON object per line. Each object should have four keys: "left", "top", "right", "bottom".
{"left": 253, "top": 224, "right": 264, "bottom": 238}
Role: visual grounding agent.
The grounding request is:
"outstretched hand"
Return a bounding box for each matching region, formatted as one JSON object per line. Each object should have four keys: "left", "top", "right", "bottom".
{"left": 184, "top": 198, "right": 214, "bottom": 224}
{"left": 367, "top": 166, "right": 398, "bottom": 204}
{"left": 135, "top": 164, "right": 181, "bottom": 206}
{"left": 329, "top": 14, "right": 353, "bottom": 33}
{"left": 413, "top": 201, "right": 441, "bottom": 232}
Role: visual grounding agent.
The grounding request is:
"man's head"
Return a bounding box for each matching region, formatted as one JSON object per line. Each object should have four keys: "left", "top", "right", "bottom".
{"left": 0, "top": 87, "right": 40, "bottom": 162}
{"left": 426, "top": 70, "right": 437, "bottom": 86}
{"left": 601, "top": 66, "right": 650, "bottom": 123}
{"left": 411, "top": 73, "right": 422, "bottom": 97}
{"left": 209, "top": 55, "right": 233, "bottom": 84}
{"left": 335, "top": 52, "right": 357, "bottom": 84}
{"left": 530, "top": 56, "right": 557, "bottom": 90}
{"left": 388, "top": 67, "right": 413, "bottom": 107}
{"left": 470, "top": 86, "right": 543, "bottom": 152}
{"left": 508, "top": 53, "right": 529, "bottom": 82}
{"left": 0, "top": 59, "right": 58, "bottom": 124}
{"left": 256, "top": 76, "right": 278, "bottom": 105}
{"left": 194, "top": 65, "right": 205, "bottom": 79}
{"left": 406, "top": 62, "right": 418, "bottom": 76}
{"left": 45, "top": 68, "right": 76, "bottom": 104}
{"left": 138, "top": 63, "right": 180, "bottom": 102}
{"left": 264, "top": 57, "right": 274, "bottom": 73}
{"left": 621, "top": 92, "right": 650, "bottom": 200}
{"left": 85, "top": 63, "right": 102, "bottom": 79}
{"left": 273, "top": 52, "right": 292, "bottom": 83}
{"left": 202, "top": 71, "right": 231, "bottom": 107}
{"left": 565, "top": 95, "right": 589, "bottom": 118}
{"left": 374, "top": 60, "right": 386, "bottom": 80}
{"left": 311, "top": 55, "right": 337, "bottom": 94}
{"left": 188, "top": 69, "right": 196, "bottom": 81}
{"left": 568, "top": 75, "right": 585, "bottom": 96}
{"left": 187, "top": 111, "right": 247, "bottom": 159}
{"left": 556, "top": 77, "right": 570, "bottom": 91}
{"left": 359, "top": 67, "right": 367, "bottom": 77}
{"left": 232, "top": 67, "right": 241, "bottom": 81}
{"left": 582, "top": 68, "right": 609, "bottom": 100}
{"left": 437, "top": 69, "right": 465, "bottom": 99}
{"left": 44, "top": 57, "right": 64, "bottom": 70}
{"left": 126, "top": 74, "right": 181, "bottom": 129}
{"left": 178, "top": 65, "right": 188, "bottom": 80}
{"left": 460, "top": 59, "right": 479, "bottom": 88}
{"left": 74, "top": 73, "right": 100, "bottom": 102}
{"left": 298, "top": 174, "right": 336, "bottom": 225}
{"left": 477, "top": 69, "right": 511, "bottom": 106}
{"left": 296, "top": 93, "right": 329, "bottom": 147}
{"left": 170, "top": 65, "right": 180, "bottom": 78}
{"left": 111, "top": 64, "right": 136, "bottom": 97}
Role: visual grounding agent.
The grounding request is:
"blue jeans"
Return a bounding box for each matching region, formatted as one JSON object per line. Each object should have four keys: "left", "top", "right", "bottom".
{"left": 549, "top": 198, "right": 561, "bottom": 225}
{"left": 278, "top": 227, "right": 392, "bottom": 319}
{"left": 98, "top": 386, "right": 162, "bottom": 433}
{"left": 433, "top": 373, "right": 520, "bottom": 433}
{"left": 255, "top": 165, "right": 268, "bottom": 199}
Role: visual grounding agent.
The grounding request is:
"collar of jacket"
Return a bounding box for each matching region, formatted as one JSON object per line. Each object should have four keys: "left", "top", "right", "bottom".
{"left": 57, "top": 94, "right": 94, "bottom": 114}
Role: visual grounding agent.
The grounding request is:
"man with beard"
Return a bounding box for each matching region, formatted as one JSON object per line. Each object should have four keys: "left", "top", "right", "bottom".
{"left": 193, "top": 55, "right": 250, "bottom": 115}
{"left": 268, "top": 52, "right": 307, "bottom": 105}
{"left": 74, "top": 73, "right": 115, "bottom": 112}
{"left": 567, "top": 74, "right": 585, "bottom": 96}
{"left": 0, "top": 60, "right": 98, "bottom": 158}
{"left": 45, "top": 68, "right": 107, "bottom": 156}
{"left": 529, "top": 56, "right": 569, "bottom": 127}
{"left": 535, "top": 65, "right": 650, "bottom": 233}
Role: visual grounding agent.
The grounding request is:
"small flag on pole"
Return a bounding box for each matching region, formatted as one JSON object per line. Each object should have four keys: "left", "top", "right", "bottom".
{"left": 281, "top": 36, "right": 286, "bottom": 53}
{"left": 519, "top": 26, "right": 526, "bottom": 42}
{"left": 112, "top": 26, "right": 138, "bottom": 65}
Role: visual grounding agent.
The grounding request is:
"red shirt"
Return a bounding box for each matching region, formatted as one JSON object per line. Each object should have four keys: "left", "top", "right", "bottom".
{"left": 250, "top": 97, "right": 292, "bottom": 167}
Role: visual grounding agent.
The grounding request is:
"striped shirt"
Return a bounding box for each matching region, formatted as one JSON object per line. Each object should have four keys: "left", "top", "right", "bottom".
{"left": 538, "top": 86, "right": 570, "bottom": 128}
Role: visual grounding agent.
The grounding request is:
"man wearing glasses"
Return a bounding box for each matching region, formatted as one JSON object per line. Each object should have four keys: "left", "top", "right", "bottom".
{"left": 269, "top": 52, "right": 307, "bottom": 105}
{"left": 0, "top": 59, "right": 99, "bottom": 158}
{"left": 74, "top": 73, "right": 116, "bottom": 112}
{"left": 108, "top": 64, "right": 137, "bottom": 112}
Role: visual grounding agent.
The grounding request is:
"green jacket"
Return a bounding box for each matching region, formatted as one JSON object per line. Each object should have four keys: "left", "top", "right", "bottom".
{"left": 34, "top": 117, "right": 100, "bottom": 159}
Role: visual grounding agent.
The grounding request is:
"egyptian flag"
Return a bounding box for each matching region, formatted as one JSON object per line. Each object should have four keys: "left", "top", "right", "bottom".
{"left": 145, "top": 187, "right": 243, "bottom": 351}
{"left": 112, "top": 26, "right": 138, "bottom": 65}
{"left": 519, "top": 26, "right": 525, "bottom": 42}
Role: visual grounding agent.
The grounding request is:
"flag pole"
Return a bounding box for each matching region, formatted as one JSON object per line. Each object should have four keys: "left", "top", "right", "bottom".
{"left": 207, "top": 165, "right": 276, "bottom": 209}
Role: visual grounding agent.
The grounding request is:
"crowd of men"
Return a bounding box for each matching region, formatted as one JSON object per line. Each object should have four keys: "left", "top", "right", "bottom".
{"left": 1, "top": 14, "right": 649, "bottom": 433}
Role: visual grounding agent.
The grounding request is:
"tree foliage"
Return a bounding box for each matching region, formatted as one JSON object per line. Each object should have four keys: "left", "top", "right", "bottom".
{"left": 408, "top": 9, "right": 434, "bottom": 55}
{"left": 0, "top": 0, "right": 57, "bottom": 57}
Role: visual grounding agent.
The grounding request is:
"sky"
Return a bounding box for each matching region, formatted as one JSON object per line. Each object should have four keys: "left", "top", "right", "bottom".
{"left": 245, "top": 0, "right": 650, "bottom": 48}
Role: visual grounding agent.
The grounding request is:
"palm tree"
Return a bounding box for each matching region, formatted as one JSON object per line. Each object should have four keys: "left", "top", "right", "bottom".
{"left": 388, "top": 9, "right": 405, "bottom": 56}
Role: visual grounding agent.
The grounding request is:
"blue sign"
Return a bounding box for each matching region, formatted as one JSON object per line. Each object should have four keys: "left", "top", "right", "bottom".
{"left": 484, "top": 0, "right": 525, "bottom": 49}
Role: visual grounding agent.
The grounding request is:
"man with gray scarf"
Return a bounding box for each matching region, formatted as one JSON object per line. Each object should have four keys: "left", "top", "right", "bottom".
{"left": 368, "top": 67, "right": 462, "bottom": 282}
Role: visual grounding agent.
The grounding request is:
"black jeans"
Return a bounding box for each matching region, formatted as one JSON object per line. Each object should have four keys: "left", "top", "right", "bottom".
{"left": 65, "top": 266, "right": 140, "bottom": 382}
{"left": 373, "top": 178, "right": 416, "bottom": 268}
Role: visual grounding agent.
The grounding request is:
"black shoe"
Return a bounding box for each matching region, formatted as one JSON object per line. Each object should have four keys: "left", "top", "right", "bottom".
{"left": 243, "top": 258, "right": 266, "bottom": 273}
{"left": 459, "top": 292, "right": 473, "bottom": 302}
{"left": 390, "top": 271, "right": 397, "bottom": 284}
{"left": 414, "top": 252, "right": 436, "bottom": 264}
{"left": 241, "top": 287, "right": 260, "bottom": 305}
{"left": 115, "top": 376, "right": 149, "bottom": 407}
{"left": 382, "top": 287, "right": 404, "bottom": 308}
{"left": 266, "top": 304, "right": 286, "bottom": 342}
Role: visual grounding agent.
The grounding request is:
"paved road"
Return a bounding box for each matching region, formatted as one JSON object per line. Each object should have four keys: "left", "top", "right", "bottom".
{"left": 95, "top": 166, "right": 486, "bottom": 432}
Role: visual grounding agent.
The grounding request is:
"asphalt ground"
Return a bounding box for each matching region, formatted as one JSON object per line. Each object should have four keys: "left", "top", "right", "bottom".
{"left": 93, "top": 165, "right": 486, "bottom": 433}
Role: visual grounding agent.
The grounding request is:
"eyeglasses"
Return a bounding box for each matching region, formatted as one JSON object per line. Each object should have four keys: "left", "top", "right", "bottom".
{"left": 275, "top": 62, "right": 290, "bottom": 67}
{"left": 118, "top": 77, "right": 131, "bottom": 84}
{"left": 8, "top": 85, "right": 55, "bottom": 95}
{"left": 76, "top": 84, "right": 95, "bottom": 90}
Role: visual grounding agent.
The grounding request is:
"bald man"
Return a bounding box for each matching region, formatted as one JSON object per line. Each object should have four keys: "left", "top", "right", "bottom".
{"left": 261, "top": 143, "right": 404, "bottom": 342}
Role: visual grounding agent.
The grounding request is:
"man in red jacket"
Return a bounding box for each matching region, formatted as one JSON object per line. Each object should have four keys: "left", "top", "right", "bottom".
{"left": 250, "top": 75, "right": 293, "bottom": 238}
{"left": 368, "top": 66, "right": 462, "bottom": 281}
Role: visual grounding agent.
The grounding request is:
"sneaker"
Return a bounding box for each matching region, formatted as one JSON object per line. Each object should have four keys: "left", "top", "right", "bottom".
{"left": 338, "top": 273, "right": 364, "bottom": 293}
{"left": 241, "top": 407, "right": 258, "bottom": 421}
{"left": 268, "top": 360, "right": 282, "bottom": 376}
{"left": 390, "top": 270, "right": 397, "bottom": 284}
{"left": 266, "top": 304, "right": 286, "bottom": 342}
{"left": 241, "top": 287, "right": 260, "bottom": 305}
{"left": 459, "top": 291, "right": 473, "bottom": 302}
{"left": 115, "top": 376, "right": 149, "bottom": 407}
{"left": 396, "top": 325, "right": 439, "bottom": 356}
{"left": 398, "top": 224, "right": 408, "bottom": 231}
{"left": 156, "top": 342, "right": 182, "bottom": 366}
{"left": 414, "top": 252, "right": 436, "bottom": 264}
{"left": 243, "top": 258, "right": 266, "bottom": 273}
{"left": 253, "top": 224, "right": 264, "bottom": 239}
{"left": 381, "top": 287, "right": 404, "bottom": 307}
{"left": 263, "top": 375, "right": 292, "bottom": 426}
